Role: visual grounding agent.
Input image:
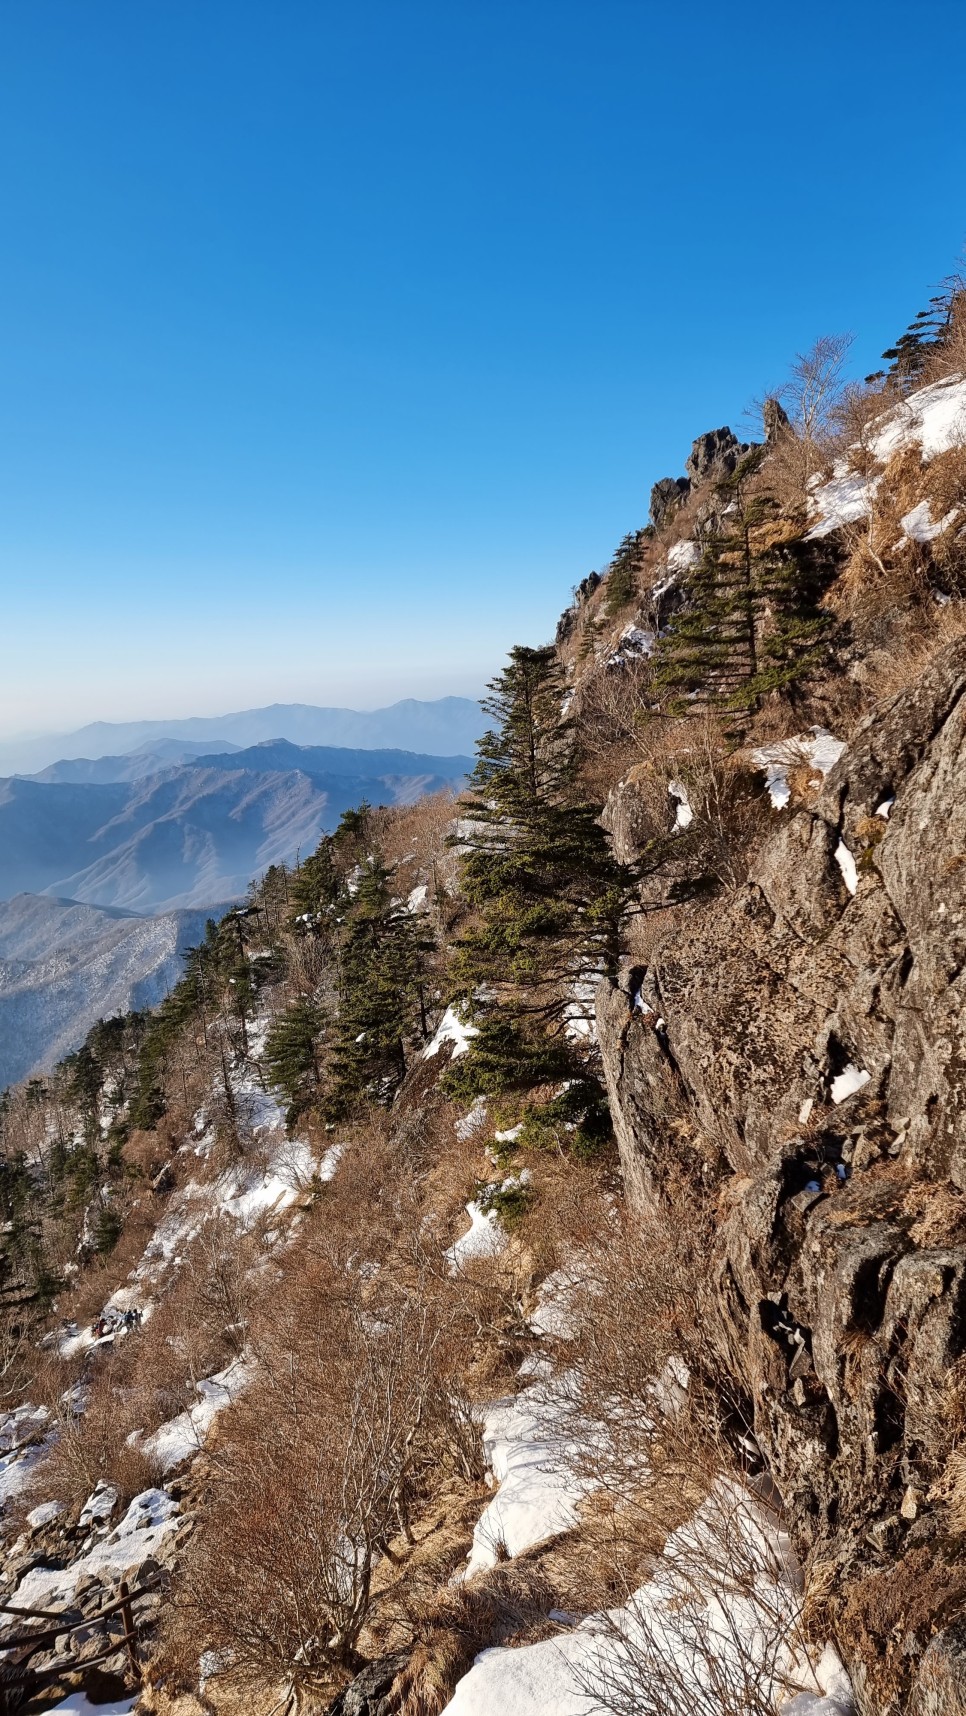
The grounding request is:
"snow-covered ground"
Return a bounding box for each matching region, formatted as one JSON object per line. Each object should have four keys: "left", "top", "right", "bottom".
{"left": 424, "top": 1004, "right": 479, "bottom": 1061}
{"left": 137, "top": 1358, "right": 252, "bottom": 1474}
{"left": 750, "top": 729, "right": 845, "bottom": 811}
{"left": 10, "top": 1487, "right": 180, "bottom": 1611}
{"left": 444, "top": 1481, "right": 853, "bottom": 1716}
{"left": 138, "top": 1134, "right": 322, "bottom": 1279}
{"left": 0, "top": 1403, "right": 54, "bottom": 1506}
{"left": 462, "top": 1374, "right": 593, "bottom": 1578}
{"left": 444, "top": 1200, "right": 507, "bottom": 1270}
{"left": 808, "top": 373, "right": 966, "bottom": 541}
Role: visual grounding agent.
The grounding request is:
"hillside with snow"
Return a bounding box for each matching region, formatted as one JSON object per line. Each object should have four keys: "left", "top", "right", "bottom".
{"left": 4, "top": 304, "right": 966, "bottom": 1716}
{"left": 0, "top": 894, "right": 212, "bottom": 1087}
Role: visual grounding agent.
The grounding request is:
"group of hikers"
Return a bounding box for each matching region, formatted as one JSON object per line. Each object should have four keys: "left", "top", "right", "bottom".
{"left": 90, "top": 1305, "right": 143, "bottom": 1340}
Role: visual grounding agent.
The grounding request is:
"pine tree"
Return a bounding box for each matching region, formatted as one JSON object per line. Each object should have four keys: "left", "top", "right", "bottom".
{"left": 604, "top": 529, "right": 649, "bottom": 616}
{"left": 872, "top": 288, "right": 960, "bottom": 390}
{"left": 328, "top": 859, "right": 433, "bottom": 1113}
{"left": 653, "top": 453, "right": 832, "bottom": 719}
{"left": 265, "top": 998, "right": 327, "bottom": 1119}
{"left": 449, "top": 645, "right": 634, "bottom": 1097}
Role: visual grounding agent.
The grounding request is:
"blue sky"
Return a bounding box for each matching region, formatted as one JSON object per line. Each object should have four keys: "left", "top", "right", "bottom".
{"left": 3, "top": 0, "right": 965, "bottom": 738}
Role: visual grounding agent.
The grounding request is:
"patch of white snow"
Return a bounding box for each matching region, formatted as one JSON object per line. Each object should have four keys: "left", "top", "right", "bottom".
{"left": 668, "top": 781, "right": 693, "bottom": 829}
{"left": 834, "top": 840, "right": 858, "bottom": 896}
{"left": 424, "top": 1005, "right": 479, "bottom": 1061}
{"left": 462, "top": 1377, "right": 591, "bottom": 1577}
{"left": 830, "top": 1064, "right": 870, "bottom": 1106}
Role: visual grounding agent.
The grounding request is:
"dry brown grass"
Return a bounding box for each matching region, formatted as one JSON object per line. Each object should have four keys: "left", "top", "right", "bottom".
{"left": 838, "top": 1543, "right": 966, "bottom": 1710}
{"left": 25, "top": 1356, "right": 168, "bottom": 1513}
{"left": 856, "top": 598, "right": 966, "bottom": 703}
{"left": 376, "top": 790, "right": 465, "bottom": 904}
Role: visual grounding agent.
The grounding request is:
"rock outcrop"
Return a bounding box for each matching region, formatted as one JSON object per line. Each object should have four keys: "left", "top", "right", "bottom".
{"left": 649, "top": 474, "right": 691, "bottom": 528}
{"left": 685, "top": 425, "right": 757, "bottom": 486}
{"left": 597, "top": 638, "right": 966, "bottom": 1708}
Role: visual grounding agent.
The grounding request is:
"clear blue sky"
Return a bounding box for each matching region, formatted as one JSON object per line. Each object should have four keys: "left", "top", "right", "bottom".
{"left": 3, "top": 0, "right": 965, "bottom": 737}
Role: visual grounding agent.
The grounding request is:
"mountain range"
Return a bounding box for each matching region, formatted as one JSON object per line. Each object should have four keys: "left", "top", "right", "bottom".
{"left": 0, "top": 744, "right": 473, "bottom": 914}
{"left": 0, "top": 705, "right": 482, "bottom": 1083}
{"left": 0, "top": 697, "right": 487, "bottom": 777}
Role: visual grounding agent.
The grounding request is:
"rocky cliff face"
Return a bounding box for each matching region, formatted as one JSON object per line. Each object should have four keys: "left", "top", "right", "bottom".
{"left": 597, "top": 638, "right": 966, "bottom": 1710}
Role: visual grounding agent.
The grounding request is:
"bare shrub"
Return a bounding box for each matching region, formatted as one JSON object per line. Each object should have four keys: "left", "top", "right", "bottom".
{"left": 856, "top": 599, "right": 966, "bottom": 703}
{"left": 762, "top": 334, "right": 855, "bottom": 511}
{"left": 608, "top": 714, "right": 770, "bottom": 891}
{"left": 170, "top": 1223, "right": 479, "bottom": 1707}
{"left": 30, "top": 1354, "right": 166, "bottom": 1510}
{"left": 575, "top": 1478, "right": 814, "bottom": 1716}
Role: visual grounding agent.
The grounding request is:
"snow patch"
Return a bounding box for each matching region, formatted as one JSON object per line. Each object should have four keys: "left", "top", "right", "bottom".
{"left": 530, "top": 1266, "right": 591, "bottom": 1341}
{"left": 26, "top": 1499, "right": 64, "bottom": 1530}
{"left": 443, "top": 1481, "right": 853, "bottom": 1716}
{"left": 139, "top": 1136, "right": 319, "bottom": 1277}
{"left": 456, "top": 1097, "right": 488, "bottom": 1141}
{"left": 424, "top": 1005, "right": 479, "bottom": 1061}
{"left": 462, "top": 1377, "right": 591, "bottom": 1577}
{"left": 751, "top": 728, "right": 845, "bottom": 810}
{"left": 834, "top": 840, "right": 858, "bottom": 896}
{"left": 444, "top": 1202, "right": 506, "bottom": 1271}
{"left": 901, "top": 499, "right": 959, "bottom": 543}
{"left": 494, "top": 1123, "right": 523, "bottom": 1145}
{"left": 830, "top": 1064, "right": 870, "bottom": 1106}
{"left": 668, "top": 780, "right": 693, "bottom": 830}
{"left": 870, "top": 373, "right": 966, "bottom": 463}
{"left": 608, "top": 625, "right": 656, "bottom": 669}
{"left": 808, "top": 375, "right": 966, "bottom": 540}
{"left": 0, "top": 1403, "right": 53, "bottom": 1505}
{"left": 138, "top": 1358, "right": 252, "bottom": 1474}
{"left": 11, "top": 1487, "right": 179, "bottom": 1609}
{"left": 807, "top": 470, "right": 873, "bottom": 538}
{"left": 667, "top": 540, "right": 700, "bottom": 573}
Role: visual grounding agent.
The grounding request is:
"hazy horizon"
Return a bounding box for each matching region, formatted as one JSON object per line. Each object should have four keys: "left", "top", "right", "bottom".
{"left": 0, "top": 686, "right": 487, "bottom": 748}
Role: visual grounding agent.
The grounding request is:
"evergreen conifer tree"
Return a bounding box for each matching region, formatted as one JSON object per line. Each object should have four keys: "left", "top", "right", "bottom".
{"left": 872, "top": 287, "right": 961, "bottom": 390}
{"left": 265, "top": 997, "right": 327, "bottom": 1119}
{"left": 449, "top": 645, "right": 634, "bottom": 1097}
{"left": 329, "top": 859, "right": 432, "bottom": 1112}
{"left": 604, "top": 529, "right": 649, "bottom": 616}
{"left": 653, "top": 453, "right": 831, "bottom": 719}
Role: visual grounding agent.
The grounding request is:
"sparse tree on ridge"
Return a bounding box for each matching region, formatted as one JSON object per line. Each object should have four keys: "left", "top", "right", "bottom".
{"left": 448, "top": 643, "right": 634, "bottom": 1096}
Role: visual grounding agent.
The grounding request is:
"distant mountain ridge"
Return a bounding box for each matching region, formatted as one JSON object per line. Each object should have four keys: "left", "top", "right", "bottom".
{"left": 30, "top": 739, "right": 473, "bottom": 788}
{"left": 0, "top": 697, "right": 486, "bottom": 776}
{"left": 0, "top": 744, "right": 472, "bottom": 913}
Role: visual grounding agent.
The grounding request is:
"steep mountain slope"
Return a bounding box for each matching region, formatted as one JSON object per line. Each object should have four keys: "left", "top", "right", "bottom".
{"left": 0, "top": 894, "right": 211, "bottom": 1087}
{"left": 5, "top": 335, "right": 966, "bottom": 1716}
{"left": 0, "top": 752, "right": 470, "bottom": 912}
{"left": 0, "top": 696, "right": 486, "bottom": 776}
